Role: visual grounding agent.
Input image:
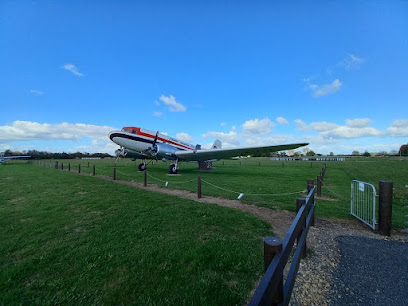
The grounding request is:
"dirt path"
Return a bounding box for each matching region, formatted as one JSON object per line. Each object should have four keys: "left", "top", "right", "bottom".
{"left": 82, "top": 172, "right": 408, "bottom": 305}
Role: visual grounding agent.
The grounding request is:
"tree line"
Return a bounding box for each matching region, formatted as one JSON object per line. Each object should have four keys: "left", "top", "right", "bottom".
{"left": 3, "top": 150, "right": 113, "bottom": 160}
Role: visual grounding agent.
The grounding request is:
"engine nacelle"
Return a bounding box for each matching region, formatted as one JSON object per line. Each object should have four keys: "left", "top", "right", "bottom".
{"left": 153, "top": 143, "right": 178, "bottom": 160}
{"left": 115, "top": 148, "right": 128, "bottom": 157}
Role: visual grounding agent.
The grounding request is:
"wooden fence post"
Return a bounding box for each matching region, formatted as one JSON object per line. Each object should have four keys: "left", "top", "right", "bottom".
{"left": 55, "top": 161, "right": 58, "bottom": 169}
{"left": 378, "top": 180, "right": 393, "bottom": 236}
{"left": 317, "top": 175, "right": 322, "bottom": 197}
{"left": 113, "top": 167, "right": 116, "bottom": 180}
{"left": 296, "top": 198, "right": 307, "bottom": 259}
{"left": 93, "top": 165, "right": 95, "bottom": 176}
{"left": 307, "top": 183, "right": 315, "bottom": 226}
{"left": 88, "top": 162, "right": 90, "bottom": 167}
{"left": 78, "top": 164, "right": 81, "bottom": 174}
{"left": 144, "top": 169, "right": 147, "bottom": 187}
{"left": 198, "top": 176, "right": 202, "bottom": 199}
{"left": 264, "top": 236, "right": 283, "bottom": 304}
{"left": 68, "top": 163, "right": 70, "bottom": 172}
{"left": 61, "top": 163, "right": 64, "bottom": 171}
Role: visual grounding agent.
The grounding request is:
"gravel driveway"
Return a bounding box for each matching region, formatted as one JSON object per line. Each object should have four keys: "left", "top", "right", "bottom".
{"left": 290, "top": 218, "right": 408, "bottom": 306}
{"left": 328, "top": 235, "right": 408, "bottom": 306}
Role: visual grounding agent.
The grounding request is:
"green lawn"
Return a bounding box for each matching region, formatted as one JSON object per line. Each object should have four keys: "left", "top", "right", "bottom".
{"left": 0, "top": 164, "right": 271, "bottom": 305}
{"left": 42, "top": 157, "right": 408, "bottom": 228}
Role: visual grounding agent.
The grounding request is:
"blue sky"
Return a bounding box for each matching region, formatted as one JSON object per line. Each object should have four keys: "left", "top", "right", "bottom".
{"left": 1, "top": 1, "right": 407, "bottom": 155}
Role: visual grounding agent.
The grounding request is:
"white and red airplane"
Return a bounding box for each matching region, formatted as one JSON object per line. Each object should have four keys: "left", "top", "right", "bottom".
{"left": 109, "top": 126, "right": 308, "bottom": 174}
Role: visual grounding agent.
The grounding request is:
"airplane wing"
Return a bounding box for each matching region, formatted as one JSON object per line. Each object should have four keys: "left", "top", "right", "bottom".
{"left": 174, "top": 143, "right": 308, "bottom": 161}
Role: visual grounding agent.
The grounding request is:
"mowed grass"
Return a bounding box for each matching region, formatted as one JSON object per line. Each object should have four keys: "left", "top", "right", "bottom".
{"left": 44, "top": 157, "right": 408, "bottom": 228}
{"left": 0, "top": 164, "right": 271, "bottom": 305}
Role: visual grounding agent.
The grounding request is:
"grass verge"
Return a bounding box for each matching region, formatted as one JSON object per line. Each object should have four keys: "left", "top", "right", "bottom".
{"left": 0, "top": 164, "right": 271, "bottom": 305}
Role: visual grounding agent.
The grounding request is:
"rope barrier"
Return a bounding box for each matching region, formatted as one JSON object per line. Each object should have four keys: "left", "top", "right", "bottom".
{"left": 147, "top": 172, "right": 197, "bottom": 185}
{"left": 201, "top": 179, "right": 305, "bottom": 197}
{"left": 201, "top": 179, "right": 241, "bottom": 194}
{"left": 116, "top": 170, "right": 143, "bottom": 177}
{"left": 323, "top": 185, "right": 347, "bottom": 199}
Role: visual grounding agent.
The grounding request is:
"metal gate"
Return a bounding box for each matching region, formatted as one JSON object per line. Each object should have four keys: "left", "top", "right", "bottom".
{"left": 351, "top": 180, "right": 377, "bottom": 230}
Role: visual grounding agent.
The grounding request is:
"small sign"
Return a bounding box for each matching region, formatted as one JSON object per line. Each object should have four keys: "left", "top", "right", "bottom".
{"left": 237, "top": 193, "right": 244, "bottom": 200}
{"left": 165, "top": 181, "right": 168, "bottom": 187}
{"left": 359, "top": 182, "right": 365, "bottom": 192}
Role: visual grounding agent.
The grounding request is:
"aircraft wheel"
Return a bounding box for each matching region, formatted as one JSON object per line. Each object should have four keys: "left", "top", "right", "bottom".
{"left": 169, "top": 164, "right": 178, "bottom": 175}
{"left": 138, "top": 163, "right": 146, "bottom": 171}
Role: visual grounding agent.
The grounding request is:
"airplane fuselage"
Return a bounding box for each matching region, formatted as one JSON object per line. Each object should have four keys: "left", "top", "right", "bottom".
{"left": 109, "top": 127, "right": 194, "bottom": 161}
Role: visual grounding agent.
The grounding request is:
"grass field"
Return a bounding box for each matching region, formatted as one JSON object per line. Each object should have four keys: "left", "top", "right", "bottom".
{"left": 0, "top": 164, "right": 271, "bottom": 305}
{"left": 39, "top": 157, "right": 408, "bottom": 228}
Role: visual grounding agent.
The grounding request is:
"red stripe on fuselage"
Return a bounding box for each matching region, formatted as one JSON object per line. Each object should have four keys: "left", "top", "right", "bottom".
{"left": 124, "top": 127, "right": 194, "bottom": 151}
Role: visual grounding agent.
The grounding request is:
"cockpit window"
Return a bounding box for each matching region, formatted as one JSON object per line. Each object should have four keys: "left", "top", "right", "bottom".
{"left": 121, "top": 128, "right": 133, "bottom": 133}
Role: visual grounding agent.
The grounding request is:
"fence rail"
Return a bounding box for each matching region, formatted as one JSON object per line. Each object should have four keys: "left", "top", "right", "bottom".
{"left": 249, "top": 186, "right": 316, "bottom": 306}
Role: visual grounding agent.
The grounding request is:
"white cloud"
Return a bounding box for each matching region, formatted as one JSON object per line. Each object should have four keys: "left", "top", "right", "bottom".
{"left": 309, "top": 121, "right": 339, "bottom": 132}
{"left": 295, "top": 119, "right": 310, "bottom": 131}
{"left": 295, "top": 118, "right": 382, "bottom": 139}
{"left": 245, "top": 134, "right": 289, "bottom": 146}
{"left": 309, "top": 79, "right": 342, "bottom": 98}
{"left": 323, "top": 126, "right": 381, "bottom": 139}
{"left": 153, "top": 111, "right": 163, "bottom": 117}
{"left": 220, "top": 122, "right": 227, "bottom": 126}
{"left": 30, "top": 89, "right": 44, "bottom": 96}
{"left": 62, "top": 64, "right": 84, "bottom": 76}
{"left": 242, "top": 118, "right": 274, "bottom": 135}
{"left": 176, "top": 132, "right": 194, "bottom": 142}
{"left": 276, "top": 116, "right": 289, "bottom": 125}
{"left": 159, "top": 94, "right": 186, "bottom": 112}
{"left": 386, "top": 119, "right": 408, "bottom": 137}
{"left": 340, "top": 54, "right": 366, "bottom": 70}
{"left": 345, "top": 118, "right": 372, "bottom": 128}
{"left": 202, "top": 126, "right": 239, "bottom": 145}
{"left": 0, "top": 121, "right": 115, "bottom": 142}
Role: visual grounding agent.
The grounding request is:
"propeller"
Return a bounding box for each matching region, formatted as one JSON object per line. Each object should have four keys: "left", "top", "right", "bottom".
{"left": 143, "top": 131, "right": 160, "bottom": 156}
{"left": 151, "top": 130, "right": 159, "bottom": 154}
{"left": 115, "top": 147, "right": 128, "bottom": 165}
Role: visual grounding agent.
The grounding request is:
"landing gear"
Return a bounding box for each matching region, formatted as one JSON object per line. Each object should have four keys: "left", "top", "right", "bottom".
{"left": 169, "top": 163, "right": 178, "bottom": 175}
{"left": 138, "top": 163, "right": 146, "bottom": 171}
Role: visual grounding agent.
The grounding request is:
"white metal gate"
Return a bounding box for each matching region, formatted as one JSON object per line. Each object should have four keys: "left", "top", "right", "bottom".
{"left": 351, "top": 180, "right": 377, "bottom": 230}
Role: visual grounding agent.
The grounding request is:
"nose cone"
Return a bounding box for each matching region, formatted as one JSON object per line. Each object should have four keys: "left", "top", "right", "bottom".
{"left": 109, "top": 130, "right": 121, "bottom": 143}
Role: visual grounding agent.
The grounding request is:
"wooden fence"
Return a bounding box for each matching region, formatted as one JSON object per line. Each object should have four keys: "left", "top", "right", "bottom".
{"left": 249, "top": 184, "right": 316, "bottom": 306}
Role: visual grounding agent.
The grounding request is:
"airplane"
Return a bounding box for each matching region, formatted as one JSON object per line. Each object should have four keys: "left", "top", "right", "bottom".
{"left": 109, "top": 126, "right": 308, "bottom": 174}
{"left": 0, "top": 154, "right": 31, "bottom": 164}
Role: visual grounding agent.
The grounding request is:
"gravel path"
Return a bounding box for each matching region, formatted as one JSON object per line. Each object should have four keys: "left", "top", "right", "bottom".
{"left": 290, "top": 219, "right": 408, "bottom": 306}
{"left": 328, "top": 236, "right": 408, "bottom": 306}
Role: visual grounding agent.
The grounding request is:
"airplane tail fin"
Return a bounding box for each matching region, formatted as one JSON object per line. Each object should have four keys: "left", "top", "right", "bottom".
{"left": 211, "top": 139, "right": 222, "bottom": 149}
